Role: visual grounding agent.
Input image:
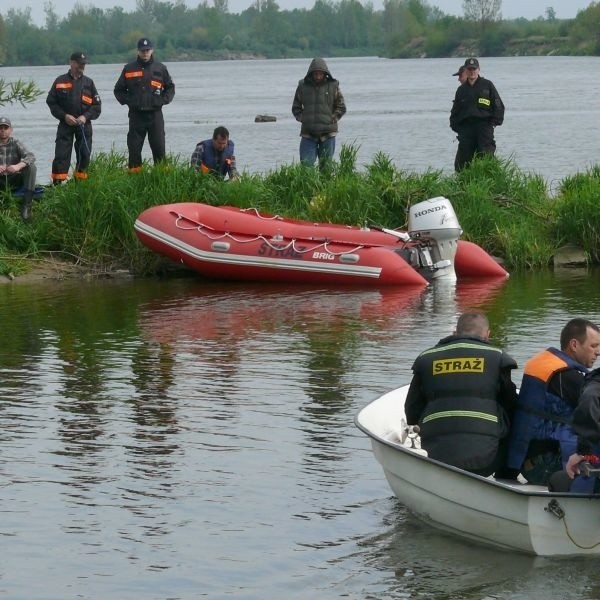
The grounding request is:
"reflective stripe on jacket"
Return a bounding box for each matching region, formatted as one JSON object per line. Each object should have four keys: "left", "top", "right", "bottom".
{"left": 196, "top": 139, "right": 235, "bottom": 178}
{"left": 46, "top": 73, "right": 101, "bottom": 122}
{"left": 411, "top": 337, "right": 515, "bottom": 470}
{"left": 114, "top": 57, "right": 175, "bottom": 111}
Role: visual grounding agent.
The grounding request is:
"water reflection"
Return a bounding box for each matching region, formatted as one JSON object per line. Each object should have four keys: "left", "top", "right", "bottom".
{"left": 3, "top": 274, "right": 600, "bottom": 598}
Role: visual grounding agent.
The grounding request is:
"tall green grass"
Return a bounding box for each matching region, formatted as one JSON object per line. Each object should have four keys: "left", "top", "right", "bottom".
{"left": 0, "top": 147, "right": 598, "bottom": 276}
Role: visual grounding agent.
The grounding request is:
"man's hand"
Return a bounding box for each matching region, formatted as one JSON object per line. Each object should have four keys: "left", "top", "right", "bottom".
{"left": 0, "top": 163, "right": 22, "bottom": 175}
{"left": 566, "top": 453, "right": 585, "bottom": 479}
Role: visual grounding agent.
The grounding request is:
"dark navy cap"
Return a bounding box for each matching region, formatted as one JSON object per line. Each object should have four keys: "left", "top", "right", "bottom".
{"left": 137, "top": 38, "right": 153, "bottom": 50}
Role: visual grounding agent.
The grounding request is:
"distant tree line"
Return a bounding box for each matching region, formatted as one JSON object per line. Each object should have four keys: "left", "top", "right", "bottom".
{"left": 0, "top": 0, "right": 599, "bottom": 66}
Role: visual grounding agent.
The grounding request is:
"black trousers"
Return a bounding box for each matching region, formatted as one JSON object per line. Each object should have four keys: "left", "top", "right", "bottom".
{"left": 127, "top": 109, "right": 165, "bottom": 169}
{"left": 51, "top": 121, "right": 93, "bottom": 179}
{"left": 1, "top": 164, "right": 37, "bottom": 192}
{"left": 455, "top": 120, "right": 496, "bottom": 171}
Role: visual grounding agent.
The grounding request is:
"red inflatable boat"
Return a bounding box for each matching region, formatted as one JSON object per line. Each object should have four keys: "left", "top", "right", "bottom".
{"left": 134, "top": 198, "right": 508, "bottom": 287}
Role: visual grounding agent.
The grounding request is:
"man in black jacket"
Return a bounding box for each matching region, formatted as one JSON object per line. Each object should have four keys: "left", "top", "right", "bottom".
{"left": 405, "top": 311, "right": 518, "bottom": 476}
{"left": 550, "top": 369, "right": 600, "bottom": 492}
{"left": 449, "top": 57, "right": 504, "bottom": 171}
{"left": 114, "top": 38, "right": 175, "bottom": 172}
{"left": 46, "top": 51, "right": 101, "bottom": 184}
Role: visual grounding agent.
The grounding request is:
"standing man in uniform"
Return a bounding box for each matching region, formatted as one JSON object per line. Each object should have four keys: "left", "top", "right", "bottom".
{"left": 114, "top": 38, "right": 175, "bottom": 173}
{"left": 405, "top": 311, "right": 518, "bottom": 476}
{"left": 291, "top": 57, "right": 346, "bottom": 171}
{"left": 450, "top": 57, "right": 504, "bottom": 171}
{"left": 46, "top": 51, "right": 101, "bottom": 184}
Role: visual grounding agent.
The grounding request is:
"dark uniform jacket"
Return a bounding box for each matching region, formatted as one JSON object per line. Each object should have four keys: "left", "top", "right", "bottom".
{"left": 450, "top": 76, "right": 504, "bottom": 132}
{"left": 406, "top": 334, "right": 517, "bottom": 472}
{"left": 573, "top": 368, "right": 600, "bottom": 454}
{"left": 291, "top": 57, "right": 346, "bottom": 139}
{"left": 114, "top": 57, "right": 175, "bottom": 112}
{"left": 46, "top": 72, "right": 101, "bottom": 123}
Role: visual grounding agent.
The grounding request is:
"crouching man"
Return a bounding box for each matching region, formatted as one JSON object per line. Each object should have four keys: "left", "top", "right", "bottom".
{"left": 0, "top": 116, "right": 37, "bottom": 221}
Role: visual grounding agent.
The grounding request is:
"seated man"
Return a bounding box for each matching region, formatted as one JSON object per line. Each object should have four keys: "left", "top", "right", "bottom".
{"left": 190, "top": 126, "right": 239, "bottom": 181}
{"left": 0, "top": 116, "right": 37, "bottom": 220}
{"left": 405, "top": 311, "right": 518, "bottom": 476}
{"left": 506, "top": 318, "right": 600, "bottom": 485}
{"left": 550, "top": 367, "right": 600, "bottom": 493}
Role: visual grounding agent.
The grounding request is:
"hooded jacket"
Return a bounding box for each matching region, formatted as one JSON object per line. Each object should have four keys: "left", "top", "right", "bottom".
{"left": 291, "top": 58, "right": 346, "bottom": 139}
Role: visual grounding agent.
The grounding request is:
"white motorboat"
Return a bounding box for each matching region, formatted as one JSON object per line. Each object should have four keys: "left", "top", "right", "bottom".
{"left": 355, "top": 385, "right": 600, "bottom": 556}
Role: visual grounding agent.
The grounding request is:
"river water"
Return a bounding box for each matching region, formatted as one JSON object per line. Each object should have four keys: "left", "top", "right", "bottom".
{"left": 3, "top": 268, "right": 600, "bottom": 599}
{"left": 1, "top": 55, "right": 599, "bottom": 188}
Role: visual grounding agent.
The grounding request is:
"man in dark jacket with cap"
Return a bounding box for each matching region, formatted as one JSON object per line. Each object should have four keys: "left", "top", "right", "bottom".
{"left": 450, "top": 57, "right": 504, "bottom": 171}
{"left": 114, "top": 38, "right": 175, "bottom": 172}
{"left": 291, "top": 57, "right": 346, "bottom": 171}
{"left": 46, "top": 51, "right": 101, "bottom": 184}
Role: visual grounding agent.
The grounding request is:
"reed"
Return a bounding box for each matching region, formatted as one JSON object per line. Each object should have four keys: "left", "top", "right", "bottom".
{"left": 2, "top": 146, "right": 598, "bottom": 276}
{"left": 447, "top": 156, "right": 556, "bottom": 269}
{"left": 553, "top": 166, "right": 600, "bottom": 263}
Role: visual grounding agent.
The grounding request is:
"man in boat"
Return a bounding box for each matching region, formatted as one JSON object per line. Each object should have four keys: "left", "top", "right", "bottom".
{"left": 291, "top": 57, "right": 346, "bottom": 171}
{"left": 190, "top": 126, "right": 239, "bottom": 181}
{"left": 549, "top": 367, "right": 600, "bottom": 493}
{"left": 405, "top": 311, "right": 518, "bottom": 476}
{"left": 505, "top": 318, "right": 600, "bottom": 485}
{"left": 449, "top": 57, "right": 504, "bottom": 171}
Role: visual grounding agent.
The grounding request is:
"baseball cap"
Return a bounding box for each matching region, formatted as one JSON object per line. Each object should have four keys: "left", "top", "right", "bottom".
{"left": 137, "top": 38, "right": 153, "bottom": 50}
{"left": 70, "top": 51, "right": 88, "bottom": 64}
{"left": 0, "top": 116, "right": 11, "bottom": 127}
{"left": 452, "top": 65, "right": 465, "bottom": 76}
{"left": 464, "top": 57, "right": 480, "bottom": 69}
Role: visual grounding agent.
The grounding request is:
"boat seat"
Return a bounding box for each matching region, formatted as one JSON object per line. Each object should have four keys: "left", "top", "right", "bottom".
{"left": 492, "top": 478, "right": 549, "bottom": 492}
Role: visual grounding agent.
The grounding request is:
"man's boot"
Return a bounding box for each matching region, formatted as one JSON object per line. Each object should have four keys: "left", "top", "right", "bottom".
{"left": 20, "top": 189, "right": 33, "bottom": 221}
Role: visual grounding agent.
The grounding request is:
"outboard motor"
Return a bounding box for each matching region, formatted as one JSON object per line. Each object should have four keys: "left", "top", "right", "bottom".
{"left": 407, "top": 196, "right": 462, "bottom": 280}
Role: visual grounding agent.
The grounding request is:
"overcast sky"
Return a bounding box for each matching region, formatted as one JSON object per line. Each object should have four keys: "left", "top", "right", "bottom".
{"left": 1, "top": 0, "right": 593, "bottom": 26}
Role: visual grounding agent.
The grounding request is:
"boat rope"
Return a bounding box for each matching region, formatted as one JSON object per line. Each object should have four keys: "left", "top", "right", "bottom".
{"left": 171, "top": 212, "right": 367, "bottom": 256}
{"left": 238, "top": 207, "right": 359, "bottom": 230}
{"left": 545, "top": 499, "right": 600, "bottom": 550}
{"left": 562, "top": 518, "right": 600, "bottom": 550}
{"left": 239, "top": 207, "right": 283, "bottom": 221}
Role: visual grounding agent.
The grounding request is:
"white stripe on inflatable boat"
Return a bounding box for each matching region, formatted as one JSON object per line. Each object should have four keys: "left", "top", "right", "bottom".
{"left": 135, "top": 221, "right": 383, "bottom": 279}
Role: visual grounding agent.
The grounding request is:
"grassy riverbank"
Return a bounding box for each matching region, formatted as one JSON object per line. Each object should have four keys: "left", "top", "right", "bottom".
{"left": 1, "top": 148, "right": 598, "bottom": 278}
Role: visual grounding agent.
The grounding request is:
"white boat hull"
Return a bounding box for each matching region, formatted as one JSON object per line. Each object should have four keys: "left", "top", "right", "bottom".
{"left": 356, "top": 386, "right": 600, "bottom": 556}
